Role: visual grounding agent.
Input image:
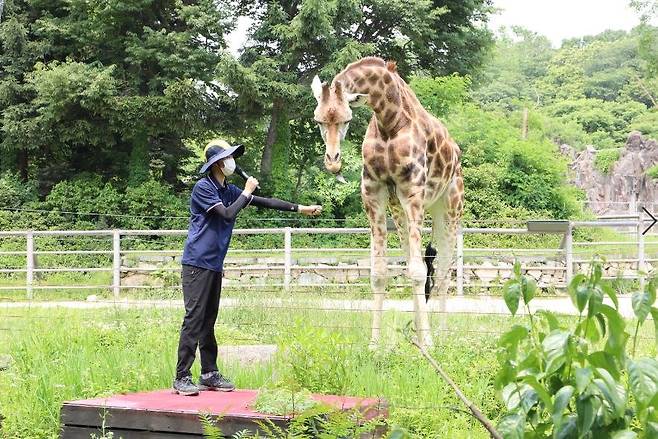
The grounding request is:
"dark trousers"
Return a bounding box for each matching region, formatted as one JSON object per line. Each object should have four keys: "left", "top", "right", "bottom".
{"left": 175, "top": 264, "right": 222, "bottom": 379}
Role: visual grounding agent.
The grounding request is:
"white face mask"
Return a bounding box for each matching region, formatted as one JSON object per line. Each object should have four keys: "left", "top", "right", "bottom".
{"left": 221, "top": 157, "right": 236, "bottom": 176}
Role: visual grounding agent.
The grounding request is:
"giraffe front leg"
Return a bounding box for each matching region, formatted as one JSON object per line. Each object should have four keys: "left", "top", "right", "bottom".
{"left": 430, "top": 173, "right": 464, "bottom": 332}
{"left": 399, "top": 187, "right": 432, "bottom": 348}
{"left": 363, "top": 182, "right": 389, "bottom": 349}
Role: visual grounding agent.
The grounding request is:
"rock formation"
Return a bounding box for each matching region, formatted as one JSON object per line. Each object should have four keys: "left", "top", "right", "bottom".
{"left": 563, "top": 132, "right": 658, "bottom": 215}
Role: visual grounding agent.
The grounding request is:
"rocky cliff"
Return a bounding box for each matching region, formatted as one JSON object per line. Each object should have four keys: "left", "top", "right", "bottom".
{"left": 561, "top": 132, "right": 658, "bottom": 215}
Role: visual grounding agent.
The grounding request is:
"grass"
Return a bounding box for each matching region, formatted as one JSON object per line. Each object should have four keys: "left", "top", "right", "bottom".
{"left": 0, "top": 297, "right": 655, "bottom": 439}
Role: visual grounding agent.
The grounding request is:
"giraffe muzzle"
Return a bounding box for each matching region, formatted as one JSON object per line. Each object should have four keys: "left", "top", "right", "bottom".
{"left": 324, "top": 152, "right": 342, "bottom": 174}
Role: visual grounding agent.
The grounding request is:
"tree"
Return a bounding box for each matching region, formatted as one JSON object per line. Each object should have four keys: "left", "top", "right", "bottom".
{"left": 0, "top": 0, "right": 233, "bottom": 188}
{"left": 219, "top": 0, "right": 494, "bottom": 198}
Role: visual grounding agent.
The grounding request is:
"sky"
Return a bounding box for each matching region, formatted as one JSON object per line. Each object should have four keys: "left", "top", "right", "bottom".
{"left": 227, "top": 0, "right": 652, "bottom": 55}
{"left": 488, "top": 0, "right": 647, "bottom": 47}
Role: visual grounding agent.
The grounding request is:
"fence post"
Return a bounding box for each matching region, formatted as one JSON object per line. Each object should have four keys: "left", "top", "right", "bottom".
{"left": 456, "top": 225, "right": 464, "bottom": 296}
{"left": 26, "top": 231, "right": 34, "bottom": 300}
{"left": 112, "top": 230, "right": 121, "bottom": 298}
{"left": 638, "top": 205, "right": 645, "bottom": 292}
{"left": 564, "top": 222, "right": 573, "bottom": 287}
{"left": 284, "top": 227, "right": 292, "bottom": 291}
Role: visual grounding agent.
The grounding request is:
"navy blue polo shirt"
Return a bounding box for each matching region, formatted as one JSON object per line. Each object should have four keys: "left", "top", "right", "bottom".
{"left": 181, "top": 176, "right": 248, "bottom": 272}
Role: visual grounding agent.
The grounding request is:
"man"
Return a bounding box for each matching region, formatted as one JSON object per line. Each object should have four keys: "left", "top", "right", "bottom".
{"left": 173, "top": 139, "right": 322, "bottom": 396}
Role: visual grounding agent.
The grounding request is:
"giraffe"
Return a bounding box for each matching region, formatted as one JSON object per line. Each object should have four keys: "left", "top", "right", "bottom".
{"left": 311, "top": 57, "right": 464, "bottom": 348}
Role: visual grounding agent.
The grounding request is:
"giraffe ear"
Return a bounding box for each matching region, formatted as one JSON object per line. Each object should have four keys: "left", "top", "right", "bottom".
{"left": 346, "top": 92, "right": 368, "bottom": 108}
{"left": 311, "top": 75, "right": 323, "bottom": 102}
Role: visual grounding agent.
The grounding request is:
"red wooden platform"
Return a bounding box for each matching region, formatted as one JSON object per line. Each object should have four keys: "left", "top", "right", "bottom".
{"left": 60, "top": 389, "right": 387, "bottom": 438}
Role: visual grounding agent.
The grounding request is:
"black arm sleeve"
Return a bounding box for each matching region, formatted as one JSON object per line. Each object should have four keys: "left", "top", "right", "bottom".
{"left": 209, "top": 194, "right": 250, "bottom": 220}
{"left": 250, "top": 195, "right": 298, "bottom": 212}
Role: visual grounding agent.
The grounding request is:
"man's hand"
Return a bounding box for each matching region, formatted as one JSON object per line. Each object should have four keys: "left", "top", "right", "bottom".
{"left": 299, "top": 205, "right": 322, "bottom": 216}
{"left": 244, "top": 177, "right": 259, "bottom": 195}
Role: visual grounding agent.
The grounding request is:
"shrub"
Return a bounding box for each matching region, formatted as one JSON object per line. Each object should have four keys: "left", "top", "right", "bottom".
{"left": 496, "top": 261, "right": 658, "bottom": 438}
{"left": 594, "top": 148, "right": 621, "bottom": 174}
{"left": 0, "top": 172, "right": 38, "bottom": 208}
{"left": 409, "top": 74, "right": 471, "bottom": 118}
{"left": 647, "top": 165, "right": 658, "bottom": 180}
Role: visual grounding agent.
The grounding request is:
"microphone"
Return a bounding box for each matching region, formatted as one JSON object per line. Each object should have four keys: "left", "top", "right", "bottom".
{"left": 235, "top": 165, "right": 260, "bottom": 190}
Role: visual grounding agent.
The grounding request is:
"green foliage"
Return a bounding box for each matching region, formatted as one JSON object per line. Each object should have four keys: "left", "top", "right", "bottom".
{"left": 594, "top": 149, "right": 622, "bottom": 174}
{"left": 497, "top": 261, "right": 658, "bottom": 438}
{"left": 0, "top": 172, "right": 37, "bottom": 208}
{"left": 647, "top": 164, "right": 658, "bottom": 179}
{"left": 0, "top": 0, "right": 231, "bottom": 186}
{"left": 630, "top": 110, "right": 658, "bottom": 141}
{"left": 254, "top": 388, "right": 318, "bottom": 415}
{"left": 409, "top": 75, "right": 471, "bottom": 118}
{"left": 274, "top": 320, "right": 352, "bottom": 395}
{"left": 201, "top": 403, "right": 384, "bottom": 438}
{"left": 445, "top": 104, "right": 584, "bottom": 222}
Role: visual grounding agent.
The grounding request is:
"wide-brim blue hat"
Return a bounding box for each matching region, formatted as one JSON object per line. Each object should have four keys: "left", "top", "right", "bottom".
{"left": 199, "top": 139, "right": 245, "bottom": 174}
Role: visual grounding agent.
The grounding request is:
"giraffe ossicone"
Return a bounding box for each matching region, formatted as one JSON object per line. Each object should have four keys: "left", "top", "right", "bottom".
{"left": 311, "top": 57, "right": 464, "bottom": 348}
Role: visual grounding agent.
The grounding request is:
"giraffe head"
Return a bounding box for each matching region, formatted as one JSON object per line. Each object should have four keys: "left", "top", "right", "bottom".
{"left": 311, "top": 76, "right": 367, "bottom": 175}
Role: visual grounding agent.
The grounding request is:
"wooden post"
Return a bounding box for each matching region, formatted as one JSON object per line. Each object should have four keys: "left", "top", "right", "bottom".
{"left": 638, "top": 206, "right": 645, "bottom": 292}
{"left": 521, "top": 107, "right": 529, "bottom": 140}
{"left": 112, "top": 230, "right": 121, "bottom": 298}
{"left": 284, "top": 227, "right": 292, "bottom": 291}
{"left": 456, "top": 225, "right": 464, "bottom": 296}
{"left": 564, "top": 223, "right": 573, "bottom": 287}
{"left": 26, "top": 231, "right": 34, "bottom": 300}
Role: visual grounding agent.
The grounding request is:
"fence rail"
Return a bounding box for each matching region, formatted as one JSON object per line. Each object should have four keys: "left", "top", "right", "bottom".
{"left": 1, "top": 215, "right": 657, "bottom": 299}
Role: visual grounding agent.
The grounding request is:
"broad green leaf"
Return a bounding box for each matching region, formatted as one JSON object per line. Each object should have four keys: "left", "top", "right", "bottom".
{"left": 552, "top": 385, "right": 574, "bottom": 427}
{"left": 522, "top": 276, "right": 537, "bottom": 305}
{"left": 593, "top": 368, "right": 626, "bottom": 419}
{"left": 576, "top": 395, "right": 597, "bottom": 437}
{"left": 597, "top": 304, "right": 627, "bottom": 359}
{"left": 651, "top": 306, "right": 658, "bottom": 344}
{"left": 502, "top": 383, "right": 522, "bottom": 411}
{"left": 387, "top": 428, "right": 410, "bottom": 439}
{"left": 536, "top": 310, "right": 560, "bottom": 331}
{"left": 588, "top": 351, "right": 621, "bottom": 381}
{"left": 633, "top": 289, "right": 654, "bottom": 323}
{"left": 543, "top": 330, "right": 570, "bottom": 374}
{"left": 652, "top": 307, "right": 658, "bottom": 347}
{"left": 576, "top": 283, "right": 592, "bottom": 314}
{"left": 514, "top": 260, "right": 521, "bottom": 277}
{"left": 587, "top": 287, "right": 603, "bottom": 318}
{"left": 497, "top": 413, "right": 525, "bottom": 439}
{"left": 646, "top": 422, "right": 658, "bottom": 439}
{"left": 554, "top": 414, "right": 577, "bottom": 439}
{"left": 500, "top": 325, "right": 529, "bottom": 352}
{"left": 520, "top": 389, "right": 539, "bottom": 414}
{"left": 610, "top": 430, "right": 638, "bottom": 439}
{"left": 594, "top": 313, "right": 607, "bottom": 339}
{"left": 628, "top": 358, "right": 658, "bottom": 408}
{"left": 600, "top": 282, "right": 619, "bottom": 309}
{"left": 568, "top": 274, "right": 587, "bottom": 310}
{"left": 578, "top": 317, "right": 601, "bottom": 343}
{"left": 575, "top": 368, "right": 593, "bottom": 394}
{"left": 504, "top": 280, "right": 522, "bottom": 316}
{"left": 522, "top": 375, "right": 553, "bottom": 412}
{"left": 593, "top": 263, "right": 603, "bottom": 284}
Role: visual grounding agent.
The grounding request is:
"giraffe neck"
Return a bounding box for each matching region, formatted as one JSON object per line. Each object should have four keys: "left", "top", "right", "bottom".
{"left": 333, "top": 63, "right": 417, "bottom": 138}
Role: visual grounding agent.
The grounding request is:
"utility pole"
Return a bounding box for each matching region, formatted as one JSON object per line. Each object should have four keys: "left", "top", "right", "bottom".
{"left": 521, "top": 107, "right": 529, "bottom": 140}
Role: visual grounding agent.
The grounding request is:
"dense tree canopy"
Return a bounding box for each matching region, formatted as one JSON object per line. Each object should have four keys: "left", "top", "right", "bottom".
{"left": 0, "top": 0, "right": 233, "bottom": 190}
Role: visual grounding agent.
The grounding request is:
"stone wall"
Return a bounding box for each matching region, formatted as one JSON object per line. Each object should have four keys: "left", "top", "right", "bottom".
{"left": 120, "top": 254, "right": 650, "bottom": 289}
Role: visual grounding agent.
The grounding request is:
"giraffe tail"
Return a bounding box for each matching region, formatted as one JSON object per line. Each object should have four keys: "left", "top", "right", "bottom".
{"left": 424, "top": 243, "right": 437, "bottom": 302}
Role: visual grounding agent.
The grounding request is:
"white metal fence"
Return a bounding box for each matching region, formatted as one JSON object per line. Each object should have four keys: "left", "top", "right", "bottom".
{"left": 1, "top": 215, "right": 656, "bottom": 300}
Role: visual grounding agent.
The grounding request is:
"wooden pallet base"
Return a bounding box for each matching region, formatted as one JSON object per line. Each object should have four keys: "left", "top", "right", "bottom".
{"left": 60, "top": 389, "right": 387, "bottom": 438}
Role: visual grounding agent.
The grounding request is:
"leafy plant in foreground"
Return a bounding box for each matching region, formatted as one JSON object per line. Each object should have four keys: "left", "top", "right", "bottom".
{"left": 496, "top": 260, "right": 658, "bottom": 438}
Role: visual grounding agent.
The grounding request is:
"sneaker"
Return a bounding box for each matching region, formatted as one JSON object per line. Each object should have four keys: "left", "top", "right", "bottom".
{"left": 198, "top": 371, "right": 235, "bottom": 392}
{"left": 172, "top": 375, "right": 199, "bottom": 396}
